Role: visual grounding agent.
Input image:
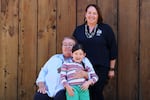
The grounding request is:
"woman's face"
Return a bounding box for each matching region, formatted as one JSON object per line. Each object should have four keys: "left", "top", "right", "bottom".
{"left": 85, "top": 6, "right": 98, "bottom": 25}
{"left": 62, "top": 38, "right": 75, "bottom": 58}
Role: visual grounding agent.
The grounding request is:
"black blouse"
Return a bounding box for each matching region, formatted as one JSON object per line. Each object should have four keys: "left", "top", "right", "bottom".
{"left": 73, "top": 23, "right": 117, "bottom": 67}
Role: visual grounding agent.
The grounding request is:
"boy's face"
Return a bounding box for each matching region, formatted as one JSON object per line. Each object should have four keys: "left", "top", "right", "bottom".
{"left": 72, "top": 49, "right": 86, "bottom": 63}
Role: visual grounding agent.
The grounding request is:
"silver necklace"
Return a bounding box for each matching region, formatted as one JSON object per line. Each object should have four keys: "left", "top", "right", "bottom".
{"left": 85, "top": 24, "right": 98, "bottom": 38}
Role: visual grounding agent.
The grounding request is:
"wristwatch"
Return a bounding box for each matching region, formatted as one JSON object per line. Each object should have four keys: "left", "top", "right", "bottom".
{"left": 109, "top": 68, "right": 115, "bottom": 71}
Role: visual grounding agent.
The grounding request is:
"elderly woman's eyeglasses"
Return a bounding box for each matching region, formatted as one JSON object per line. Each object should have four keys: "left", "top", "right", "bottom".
{"left": 62, "top": 44, "right": 74, "bottom": 48}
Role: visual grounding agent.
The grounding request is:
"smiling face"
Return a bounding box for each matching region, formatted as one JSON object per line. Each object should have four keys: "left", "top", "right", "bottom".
{"left": 85, "top": 6, "right": 98, "bottom": 26}
{"left": 62, "top": 37, "right": 76, "bottom": 58}
{"left": 72, "top": 49, "right": 86, "bottom": 63}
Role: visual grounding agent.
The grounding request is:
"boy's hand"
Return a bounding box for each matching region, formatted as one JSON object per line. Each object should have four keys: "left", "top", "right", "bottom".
{"left": 65, "top": 84, "right": 74, "bottom": 96}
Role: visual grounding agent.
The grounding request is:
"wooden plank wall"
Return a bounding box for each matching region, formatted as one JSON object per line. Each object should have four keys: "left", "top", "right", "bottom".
{"left": 18, "top": 0, "right": 37, "bottom": 100}
{"left": 118, "top": 0, "right": 139, "bottom": 99}
{"left": 0, "top": 0, "right": 18, "bottom": 100}
{"left": 140, "top": 0, "right": 150, "bottom": 99}
{"left": 0, "top": 0, "right": 150, "bottom": 100}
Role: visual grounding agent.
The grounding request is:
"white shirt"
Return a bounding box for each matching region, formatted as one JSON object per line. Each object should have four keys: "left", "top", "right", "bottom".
{"left": 36, "top": 54, "right": 94, "bottom": 97}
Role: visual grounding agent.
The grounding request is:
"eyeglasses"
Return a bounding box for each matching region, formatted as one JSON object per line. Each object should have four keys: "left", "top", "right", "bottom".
{"left": 62, "top": 44, "right": 74, "bottom": 48}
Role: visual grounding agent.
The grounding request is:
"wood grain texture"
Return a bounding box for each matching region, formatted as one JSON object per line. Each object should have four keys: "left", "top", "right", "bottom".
{"left": 57, "top": 0, "right": 76, "bottom": 53}
{"left": 118, "top": 0, "right": 139, "bottom": 99}
{"left": 97, "top": 0, "right": 118, "bottom": 99}
{"left": 0, "top": 0, "right": 150, "bottom": 99}
{"left": 18, "top": 0, "right": 37, "bottom": 99}
{"left": 0, "top": 0, "right": 18, "bottom": 99}
{"left": 140, "top": 0, "right": 150, "bottom": 99}
{"left": 37, "top": 0, "right": 56, "bottom": 75}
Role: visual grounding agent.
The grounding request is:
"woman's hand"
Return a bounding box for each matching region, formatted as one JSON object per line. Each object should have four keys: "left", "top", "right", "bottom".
{"left": 37, "top": 82, "right": 47, "bottom": 94}
{"left": 81, "top": 80, "right": 92, "bottom": 90}
{"left": 73, "top": 69, "right": 88, "bottom": 79}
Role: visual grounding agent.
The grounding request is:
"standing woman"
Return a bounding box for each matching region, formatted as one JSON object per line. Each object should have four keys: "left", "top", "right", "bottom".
{"left": 73, "top": 4, "right": 117, "bottom": 100}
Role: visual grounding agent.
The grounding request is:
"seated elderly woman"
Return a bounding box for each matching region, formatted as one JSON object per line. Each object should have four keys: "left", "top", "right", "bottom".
{"left": 34, "top": 37, "right": 95, "bottom": 100}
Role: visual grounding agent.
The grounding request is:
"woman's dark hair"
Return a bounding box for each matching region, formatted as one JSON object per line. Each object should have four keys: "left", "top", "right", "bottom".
{"left": 84, "top": 4, "right": 103, "bottom": 24}
{"left": 72, "top": 43, "right": 85, "bottom": 53}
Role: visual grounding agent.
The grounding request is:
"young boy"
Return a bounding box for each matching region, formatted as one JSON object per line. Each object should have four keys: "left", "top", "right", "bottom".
{"left": 60, "top": 43, "right": 98, "bottom": 100}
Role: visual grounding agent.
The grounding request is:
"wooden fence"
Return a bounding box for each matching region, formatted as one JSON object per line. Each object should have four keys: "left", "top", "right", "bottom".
{"left": 0, "top": 0, "right": 149, "bottom": 100}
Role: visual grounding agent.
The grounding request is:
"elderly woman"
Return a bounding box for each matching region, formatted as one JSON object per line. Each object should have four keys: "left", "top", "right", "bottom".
{"left": 34, "top": 37, "right": 94, "bottom": 100}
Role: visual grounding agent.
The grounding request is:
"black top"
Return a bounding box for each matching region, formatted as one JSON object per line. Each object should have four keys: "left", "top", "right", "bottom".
{"left": 73, "top": 23, "right": 117, "bottom": 67}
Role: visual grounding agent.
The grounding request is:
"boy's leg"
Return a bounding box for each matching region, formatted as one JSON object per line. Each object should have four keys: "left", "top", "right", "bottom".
{"left": 79, "top": 89, "right": 90, "bottom": 100}
{"left": 66, "top": 86, "right": 79, "bottom": 100}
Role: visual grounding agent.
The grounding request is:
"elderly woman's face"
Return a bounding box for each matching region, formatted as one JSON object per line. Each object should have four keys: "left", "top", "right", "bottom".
{"left": 85, "top": 6, "right": 98, "bottom": 25}
{"left": 62, "top": 38, "right": 75, "bottom": 57}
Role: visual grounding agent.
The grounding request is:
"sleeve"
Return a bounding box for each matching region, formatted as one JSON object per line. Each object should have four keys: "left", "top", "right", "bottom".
{"left": 82, "top": 57, "right": 96, "bottom": 80}
{"left": 105, "top": 24, "right": 117, "bottom": 60}
{"left": 36, "top": 55, "right": 63, "bottom": 84}
{"left": 83, "top": 57, "right": 98, "bottom": 84}
{"left": 60, "top": 64, "right": 68, "bottom": 86}
{"left": 36, "top": 59, "right": 49, "bottom": 84}
{"left": 87, "top": 67, "right": 99, "bottom": 84}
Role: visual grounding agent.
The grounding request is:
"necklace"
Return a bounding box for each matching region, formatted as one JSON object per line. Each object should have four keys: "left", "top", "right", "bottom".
{"left": 85, "top": 24, "right": 98, "bottom": 38}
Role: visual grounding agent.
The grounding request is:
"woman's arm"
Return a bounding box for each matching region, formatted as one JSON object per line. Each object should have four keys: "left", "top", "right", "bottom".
{"left": 108, "top": 59, "right": 116, "bottom": 79}
{"left": 73, "top": 70, "right": 88, "bottom": 79}
{"left": 73, "top": 57, "right": 94, "bottom": 79}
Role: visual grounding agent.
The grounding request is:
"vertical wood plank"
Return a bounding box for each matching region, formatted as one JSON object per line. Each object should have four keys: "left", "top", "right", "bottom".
{"left": 37, "top": 0, "right": 56, "bottom": 75}
{"left": 118, "top": 0, "right": 139, "bottom": 99}
{"left": 57, "top": 0, "right": 76, "bottom": 53}
{"left": 0, "top": 1, "right": 150, "bottom": 99}
{"left": 97, "top": 0, "right": 118, "bottom": 34}
{"left": 0, "top": 0, "right": 18, "bottom": 99}
{"left": 18, "top": 0, "right": 37, "bottom": 99}
{"left": 0, "top": 12, "right": 6, "bottom": 100}
{"left": 97, "top": 0, "right": 118, "bottom": 99}
{"left": 0, "top": 0, "right": 1, "bottom": 12}
{"left": 140, "top": 0, "right": 150, "bottom": 100}
{"left": 77, "top": 0, "right": 97, "bottom": 25}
